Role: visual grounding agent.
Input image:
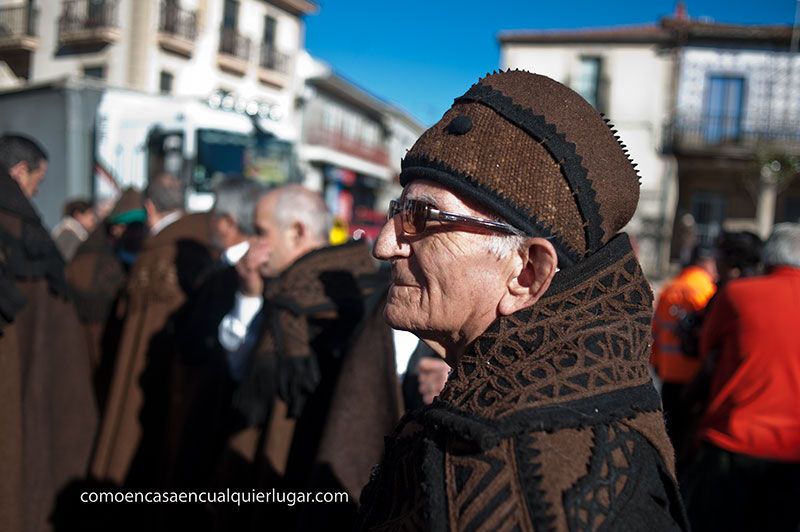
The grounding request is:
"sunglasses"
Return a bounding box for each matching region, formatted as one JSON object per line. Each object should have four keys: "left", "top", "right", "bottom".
{"left": 387, "top": 199, "right": 526, "bottom": 236}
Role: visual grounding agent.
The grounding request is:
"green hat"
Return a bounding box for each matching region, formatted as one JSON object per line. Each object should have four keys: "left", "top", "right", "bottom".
{"left": 107, "top": 188, "right": 146, "bottom": 225}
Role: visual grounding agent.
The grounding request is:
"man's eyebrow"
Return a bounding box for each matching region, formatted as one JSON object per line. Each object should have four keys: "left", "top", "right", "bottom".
{"left": 402, "top": 191, "right": 439, "bottom": 205}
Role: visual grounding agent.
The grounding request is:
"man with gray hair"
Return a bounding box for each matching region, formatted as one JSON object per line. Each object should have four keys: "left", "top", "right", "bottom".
{"left": 213, "top": 184, "right": 401, "bottom": 531}
{"left": 164, "top": 176, "right": 268, "bottom": 504}
{"left": 684, "top": 222, "right": 800, "bottom": 531}
{"left": 209, "top": 175, "right": 265, "bottom": 264}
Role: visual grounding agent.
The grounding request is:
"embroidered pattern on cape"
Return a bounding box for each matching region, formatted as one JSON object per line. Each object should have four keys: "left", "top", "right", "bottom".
{"left": 440, "top": 250, "right": 653, "bottom": 419}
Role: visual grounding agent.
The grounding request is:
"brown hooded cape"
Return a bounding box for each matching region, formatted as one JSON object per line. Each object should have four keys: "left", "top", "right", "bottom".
{"left": 357, "top": 235, "right": 689, "bottom": 532}
{"left": 90, "top": 212, "right": 214, "bottom": 490}
{"left": 0, "top": 172, "right": 97, "bottom": 532}
{"left": 65, "top": 226, "right": 131, "bottom": 409}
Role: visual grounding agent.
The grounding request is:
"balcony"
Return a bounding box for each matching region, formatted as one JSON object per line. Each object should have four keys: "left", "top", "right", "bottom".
{"left": 257, "top": 43, "right": 289, "bottom": 87}
{"left": 664, "top": 116, "right": 800, "bottom": 156}
{"left": 157, "top": 1, "right": 197, "bottom": 57}
{"left": 217, "top": 27, "right": 251, "bottom": 76}
{"left": 306, "top": 128, "right": 389, "bottom": 166}
{"left": 58, "top": 0, "right": 120, "bottom": 48}
{"left": 0, "top": 4, "right": 38, "bottom": 78}
{"left": 0, "top": 5, "right": 39, "bottom": 53}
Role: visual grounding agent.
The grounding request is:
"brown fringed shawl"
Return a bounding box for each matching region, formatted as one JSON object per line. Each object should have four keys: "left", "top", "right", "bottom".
{"left": 221, "top": 241, "right": 401, "bottom": 531}
{"left": 357, "top": 234, "right": 688, "bottom": 532}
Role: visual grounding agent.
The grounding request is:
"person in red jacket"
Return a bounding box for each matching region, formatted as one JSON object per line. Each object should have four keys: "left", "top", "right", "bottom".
{"left": 683, "top": 222, "right": 800, "bottom": 532}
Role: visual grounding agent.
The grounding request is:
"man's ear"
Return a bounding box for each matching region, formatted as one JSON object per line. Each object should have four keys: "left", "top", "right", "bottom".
{"left": 143, "top": 199, "right": 157, "bottom": 224}
{"left": 498, "top": 237, "right": 558, "bottom": 316}
{"left": 290, "top": 220, "right": 307, "bottom": 245}
{"left": 7, "top": 161, "right": 28, "bottom": 184}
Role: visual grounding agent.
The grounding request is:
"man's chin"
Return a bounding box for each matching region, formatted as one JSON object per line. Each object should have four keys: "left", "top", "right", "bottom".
{"left": 383, "top": 302, "right": 424, "bottom": 334}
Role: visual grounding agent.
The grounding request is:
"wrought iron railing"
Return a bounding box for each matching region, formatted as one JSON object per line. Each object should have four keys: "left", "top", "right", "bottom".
{"left": 664, "top": 116, "right": 800, "bottom": 152}
{"left": 0, "top": 4, "right": 38, "bottom": 38}
{"left": 218, "top": 26, "right": 251, "bottom": 61}
{"left": 259, "top": 43, "right": 289, "bottom": 73}
{"left": 306, "top": 127, "right": 388, "bottom": 166}
{"left": 58, "top": 0, "right": 119, "bottom": 34}
{"left": 158, "top": 1, "right": 197, "bottom": 41}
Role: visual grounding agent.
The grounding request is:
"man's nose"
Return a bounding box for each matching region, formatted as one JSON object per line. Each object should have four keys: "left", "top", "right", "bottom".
{"left": 373, "top": 217, "right": 411, "bottom": 261}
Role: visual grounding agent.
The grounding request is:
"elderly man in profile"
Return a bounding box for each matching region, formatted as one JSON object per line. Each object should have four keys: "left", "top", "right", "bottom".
{"left": 357, "top": 71, "right": 688, "bottom": 531}
{"left": 212, "top": 184, "right": 400, "bottom": 531}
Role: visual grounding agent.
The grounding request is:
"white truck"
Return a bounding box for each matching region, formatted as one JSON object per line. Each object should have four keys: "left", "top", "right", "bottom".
{"left": 0, "top": 77, "right": 295, "bottom": 228}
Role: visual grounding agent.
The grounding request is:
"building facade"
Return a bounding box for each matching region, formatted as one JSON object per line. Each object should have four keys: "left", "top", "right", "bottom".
{"left": 0, "top": 0, "right": 315, "bottom": 141}
{"left": 0, "top": 0, "right": 424, "bottom": 233}
{"left": 295, "top": 53, "right": 424, "bottom": 239}
{"left": 500, "top": 15, "right": 800, "bottom": 278}
{"left": 663, "top": 19, "right": 800, "bottom": 252}
{"left": 500, "top": 24, "right": 676, "bottom": 278}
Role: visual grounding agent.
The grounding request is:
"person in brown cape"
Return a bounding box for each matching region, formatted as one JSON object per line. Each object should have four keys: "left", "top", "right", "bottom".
{"left": 0, "top": 134, "right": 97, "bottom": 532}
{"left": 90, "top": 172, "right": 214, "bottom": 501}
{"left": 65, "top": 188, "right": 147, "bottom": 409}
{"left": 214, "top": 184, "right": 401, "bottom": 531}
{"left": 357, "top": 71, "right": 689, "bottom": 531}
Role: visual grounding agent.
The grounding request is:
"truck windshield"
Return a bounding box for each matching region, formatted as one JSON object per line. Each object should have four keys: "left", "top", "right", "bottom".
{"left": 194, "top": 129, "right": 252, "bottom": 191}
{"left": 194, "top": 128, "right": 294, "bottom": 191}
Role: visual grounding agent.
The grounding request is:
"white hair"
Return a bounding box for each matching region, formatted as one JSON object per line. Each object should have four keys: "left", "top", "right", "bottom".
{"left": 486, "top": 234, "right": 527, "bottom": 259}
{"left": 213, "top": 176, "right": 267, "bottom": 235}
{"left": 762, "top": 223, "right": 800, "bottom": 268}
{"left": 273, "top": 184, "right": 332, "bottom": 243}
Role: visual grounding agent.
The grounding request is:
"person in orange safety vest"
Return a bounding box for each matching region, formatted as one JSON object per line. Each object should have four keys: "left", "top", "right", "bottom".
{"left": 651, "top": 245, "right": 717, "bottom": 456}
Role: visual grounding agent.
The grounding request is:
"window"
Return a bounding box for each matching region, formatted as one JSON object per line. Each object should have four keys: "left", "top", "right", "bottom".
{"left": 783, "top": 196, "right": 800, "bottom": 223}
{"left": 160, "top": 71, "right": 174, "bottom": 94}
{"left": 263, "top": 15, "right": 276, "bottom": 46}
{"left": 574, "top": 57, "right": 603, "bottom": 110}
{"left": 703, "top": 75, "right": 746, "bottom": 144}
{"left": 222, "top": 0, "right": 238, "bottom": 29}
{"left": 83, "top": 65, "right": 105, "bottom": 80}
{"left": 690, "top": 192, "right": 726, "bottom": 246}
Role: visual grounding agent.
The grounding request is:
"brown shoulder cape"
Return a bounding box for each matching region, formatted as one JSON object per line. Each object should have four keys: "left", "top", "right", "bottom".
{"left": 0, "top": 173, "right": 97, "bottom": 532}
{"left": 357, "top": 234, "right": 689, "bottom": 532}
{"left": 65, "top": 227, "right": 130, "bottom": 410}
{"left": 219, "top": 240, "right": 402, "bottom": 531}
{"left": 90, "top": 212, "right": 214, "bottom": 489}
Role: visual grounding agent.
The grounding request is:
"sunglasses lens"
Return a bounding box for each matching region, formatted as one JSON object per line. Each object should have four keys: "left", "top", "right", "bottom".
{"left": 404, "top": 200, "right": 428, "bottom": 234}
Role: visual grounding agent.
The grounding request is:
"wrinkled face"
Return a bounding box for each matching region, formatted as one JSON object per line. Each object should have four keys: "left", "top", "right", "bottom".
{"left": 373, "top": 180, "right": 514, "bottom": 347}
{"left": 11, "top": 160, "right": 47, "bottom": 198}
{"left": 253, "top": 191, "right": 303, "bottom": 278}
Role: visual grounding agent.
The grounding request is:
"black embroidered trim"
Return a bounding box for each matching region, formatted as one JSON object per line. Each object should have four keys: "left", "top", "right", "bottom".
{"left": 515, "top": 432, "right": 557, "bottom": 532}
{"left": 563, "top": 423, "right": 689, "bottom": 531}
{"left": 421, "top": 436, "right": 447, "bottom": 532}
{"left": 456, "top": 82, "right": 606, "bottom": 255}
{"left": 399, "top": 158, "right": 579, "bottom": 268}
{"left": 563, "top": 424, "right": 640, "bottom": 530}
{"left": 545, "top": 232, "right": 635, "bottom": 298}
{"left": 422, "top": 383, "right": 662, "bottom": 450}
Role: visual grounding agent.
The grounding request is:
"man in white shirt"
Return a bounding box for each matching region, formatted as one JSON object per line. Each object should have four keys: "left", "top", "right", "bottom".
{"left": 166, "top": 176, "right": 268, "bottom": 505}
{"left": 213, "top": 185, "right": 401, "bottom": 531}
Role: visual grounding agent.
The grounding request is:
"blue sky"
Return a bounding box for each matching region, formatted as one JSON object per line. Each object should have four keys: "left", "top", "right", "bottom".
{"left": 304, "top": 0, "right": 799, "bottom": 126}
